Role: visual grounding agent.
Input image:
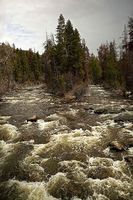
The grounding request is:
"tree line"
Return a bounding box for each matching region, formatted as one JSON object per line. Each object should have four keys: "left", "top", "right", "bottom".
{"left": 0, "top": 43, "right": 43, "bottom": 95}
{"left": 0, "top": 14, "right": 133, "bottom": 97}
{"left": 89, "top": 16, "right": 133, "bottom": 95}
{"left": 43, "top": 14, "right": 133, "bottom": 97}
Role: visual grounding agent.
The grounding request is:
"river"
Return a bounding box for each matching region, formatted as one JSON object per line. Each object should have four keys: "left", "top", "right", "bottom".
{"left": 0, "top": 84, "right": 133, "bottom": 200}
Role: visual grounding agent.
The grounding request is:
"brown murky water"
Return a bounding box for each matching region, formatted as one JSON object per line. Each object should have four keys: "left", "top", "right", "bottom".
{"left": 0, "top": 84, "right": 133, "bottom": 200}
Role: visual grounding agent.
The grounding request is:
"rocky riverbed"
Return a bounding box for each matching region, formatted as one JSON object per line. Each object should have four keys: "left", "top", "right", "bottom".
{"left": 0, "top": 84, "right": 133, "bottom": 200}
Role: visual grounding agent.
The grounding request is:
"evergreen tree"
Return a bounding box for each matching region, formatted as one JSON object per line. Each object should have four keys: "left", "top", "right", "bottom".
{"left": 98, "top": 43, "right": 109, "bottom": 81}
{"left": 43, "top": 36, "right": 58, "bottom": 91}
{"left": 72, "top": 29, "right": 83, "bottom": 71}
{"left": 89, "top": 54, "right": 102, "bottom": 84}
{"left": 127, "top": 16, "right": 133, "bottom": 92}
{"left": 98, "top": 41, "right": 121, "bottom": 88}
{"left": 128, "top": 17, "right": 133, "bottom": 43}
{"left": 119, "top": 25, "right": 129, "bottom": 90}
{"left": 43, "top": 15, "right": 89, "bottom": 96}
{"left": 0, "top": 43, "right": 14, "bottom": 92}
{"left": 65, "top": 20, "right": 74, "bottom": 72}
{"left": 81, "top": 39, "right": 90, "bottom": 82}
{"left": 56, "top": 14, "right": 66, "bottom": 71}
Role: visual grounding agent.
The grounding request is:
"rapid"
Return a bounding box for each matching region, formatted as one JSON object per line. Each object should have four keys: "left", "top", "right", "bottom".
{"left": 0, "top": 84, "right": 133, "bottom": 200}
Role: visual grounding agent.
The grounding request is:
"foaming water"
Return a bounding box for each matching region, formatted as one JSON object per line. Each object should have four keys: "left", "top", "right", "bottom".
{"left": 0, "top": 85, "right": 132, "bottom": 199}
{"left": 0, "top": 124, "right": 20, "bottom": 141}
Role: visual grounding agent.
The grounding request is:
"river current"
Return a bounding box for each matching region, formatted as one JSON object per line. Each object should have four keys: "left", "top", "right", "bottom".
{"left": 0, "top": 85, "right": 133, "bottom": 200}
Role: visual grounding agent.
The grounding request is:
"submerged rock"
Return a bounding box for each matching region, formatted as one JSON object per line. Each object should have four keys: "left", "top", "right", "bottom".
{"left": 124, "top": 155, "right": 133, "bottom": 163}
{"left": 94, "top": 107, "right": 126, "bottom": 115}
{"left": 114, "top": 112, "right": 133, "bottom": 123}
{"left": 94, "top": 108, "right": 108, "bottom": 115}
{"left": 126, "top": 137, "right": 133, "bottom": 147}
{"left": 83, "top": 106, "right": 94, "bottom": 111}
{"left": 0, "top": 116, "right": 10, "bottom": 125}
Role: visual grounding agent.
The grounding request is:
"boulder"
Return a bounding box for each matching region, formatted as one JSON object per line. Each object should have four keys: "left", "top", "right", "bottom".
{"left": 126, "top": 137, "right": 133, "bottom": 148}
{"left": 94, "top": 107, "right": 126, "bottom": 115}
{"left": 124, "top": 156, "right": 133, "bottom": 163}
{"left": 27, "top": 115, "right": 39, "bottom": 122}
{"left": 94, "top": 108, "right": 108, "bottom": 115}
{"left": 114, "top": 112, "right": 133, "bottom": 123}
{"left": 127, "top": 106, "right": 133, "bottom": 112}
{"left": 64, "top": 94, "right": 76, "bottom": 102}
{"left": 84, "top": 106, "right": 94, "bottom": 111}
{"left": 109, "top": 141, "right": 127, "bottom": 151}
{"left": 108, "top": 108, "right": 126, "bottom": 114}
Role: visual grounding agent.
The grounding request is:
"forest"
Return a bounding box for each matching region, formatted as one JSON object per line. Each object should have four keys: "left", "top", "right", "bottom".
{"left": 0, "top": 14, "right": 133, "bottom": 98}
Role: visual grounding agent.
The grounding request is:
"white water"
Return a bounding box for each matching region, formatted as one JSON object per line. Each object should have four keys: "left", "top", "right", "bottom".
{"left": 0, "top": 85, "right": 132, "bottom": 200}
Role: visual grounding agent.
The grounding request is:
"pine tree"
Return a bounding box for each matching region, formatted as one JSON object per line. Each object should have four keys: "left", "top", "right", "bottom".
{"left": 65, "top": 20, "right": 74, "bottom": 72}
{"left": 72, "top": 29, "right": 82, "bottom": 71}
{"left": 43, "top": 15, "right": 89, "bottom": 96}
{"left": 119, "top": 25, "right": 129, "bottom": 90}
{"left": 81, "top": 39, "right": 90, "bottom": 82}
{"left": 43, "top": 36, "right": 58, "bottom": 91}
{"left": 56, "top": 14, "right": 66, "bottom": 72}
{"left": 0, "top": 43, "right": 14, "bottom": 92}
{"left": 128, "top": 17, "right": 133, "bottom": 43}
{"left": 127, "top": 16, "right": 133, "bottom": 92}
{"left": 98, "top": 43, "right": 109, "bottom": 81}
{"left": 89, "top": 54, "right": 102, "bottom": 84}
{"left": 98, "top": 41, "right": 121, "bottom": 88}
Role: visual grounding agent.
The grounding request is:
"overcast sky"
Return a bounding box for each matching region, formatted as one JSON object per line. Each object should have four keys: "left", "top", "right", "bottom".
{"left": 1, "top": 0, "right": 133, "bottom": 54}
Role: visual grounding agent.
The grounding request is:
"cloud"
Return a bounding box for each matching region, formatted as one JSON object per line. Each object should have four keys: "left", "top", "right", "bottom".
{"left": 0, "top": 0, "right": 133, "bottom": 53}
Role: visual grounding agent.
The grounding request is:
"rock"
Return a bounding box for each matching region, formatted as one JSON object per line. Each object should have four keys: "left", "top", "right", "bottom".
{"left": 94, "top": 107, "right": 126, "bottom": 115}
{"left": 126, "top": 138, "right": 133, "bottom": 148}
{"left": 0, "top": 120, "right": 7, "bottom": 125}
{"left": 127, "top": 106, "right": 133, "bottom": 112}
{"left": 124, "top": 155, "right": 133, "bottom": 163}
{"left": 64, "top": 94, "right": 76, "bottom": 102}
{"left": 109, "top": 141, "right": 127, "bottom": 151}
{"left": 0, "top": 116, "right": 10, "bottom": 125}
{"left": 74, "top": 88, "right": 86, "bottom": 100}
{"left": 114, "top": 112, "right": 133, "bottom": 123}
{"left": 84, "top": 106, "right": 94, "bottom": 111}
{"left": 120, "top": 108, "right": 126, "bottom": 112}
{"left": 94, "top": 108, "right": 108, "bottom": 115}
{"left": 63, "top": 83, "right": 87, "bottom": 102}
{"left": 27, "top": 115, "right": 39, "bottom": 122}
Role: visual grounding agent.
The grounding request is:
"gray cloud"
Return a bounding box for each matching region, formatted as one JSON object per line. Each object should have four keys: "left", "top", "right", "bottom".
{"left": 1, "top": 0, "right": 133, "bottom": 53}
